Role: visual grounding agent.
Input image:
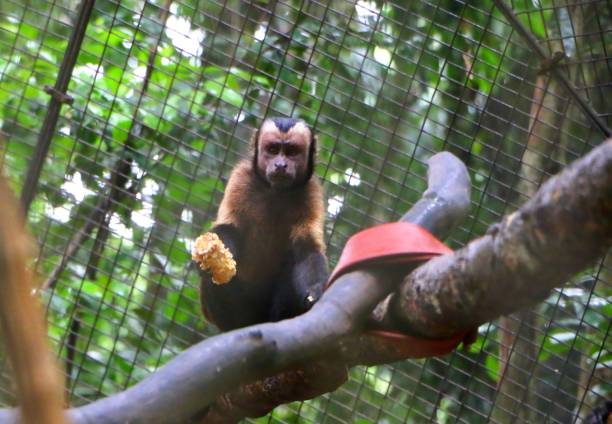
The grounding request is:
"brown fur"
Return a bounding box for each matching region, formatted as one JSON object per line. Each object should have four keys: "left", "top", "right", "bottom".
{"left": 216, "top": 159, "right": 325, "bottom": 283}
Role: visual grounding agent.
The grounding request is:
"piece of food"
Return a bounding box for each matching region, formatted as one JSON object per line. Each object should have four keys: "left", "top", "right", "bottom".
{"left": 192, "top": 232, "right": 236, "bottom": 284}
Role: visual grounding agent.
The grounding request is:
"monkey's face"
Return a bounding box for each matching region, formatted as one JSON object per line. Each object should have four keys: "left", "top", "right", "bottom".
{"left": 256, "top": 120, "right": 311, "bottom": 189}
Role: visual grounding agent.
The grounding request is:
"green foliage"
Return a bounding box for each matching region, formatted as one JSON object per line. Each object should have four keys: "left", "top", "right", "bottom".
{"left": 0, "top": 0, "right": 610, "bottom": 421}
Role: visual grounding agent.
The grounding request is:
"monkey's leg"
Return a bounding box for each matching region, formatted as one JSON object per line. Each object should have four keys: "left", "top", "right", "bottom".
{"left": 199, "top": 224, "right": 272, "bottom": 331}
{"left": 200, "top": 274, "right": 270, "bottom": 331}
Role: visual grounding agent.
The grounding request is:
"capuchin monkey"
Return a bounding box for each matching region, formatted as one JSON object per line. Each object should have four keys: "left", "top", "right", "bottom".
{"left": 195, "top": 117, "right": 328, "bottom": 331}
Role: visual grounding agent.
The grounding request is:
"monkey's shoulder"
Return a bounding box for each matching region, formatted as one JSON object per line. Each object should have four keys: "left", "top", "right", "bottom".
{"left": 215, "top": 160, "right": 256, "bottom": 224}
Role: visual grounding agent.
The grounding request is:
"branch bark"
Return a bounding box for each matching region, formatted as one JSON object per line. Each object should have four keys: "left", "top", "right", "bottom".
{"left": 390, "top": 139, "right": 612, "bottom": 337}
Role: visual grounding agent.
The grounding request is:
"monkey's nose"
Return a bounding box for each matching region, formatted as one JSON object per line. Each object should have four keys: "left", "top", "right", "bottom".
{"left": 275, "top": 162, "right": 288, "bottom": 170}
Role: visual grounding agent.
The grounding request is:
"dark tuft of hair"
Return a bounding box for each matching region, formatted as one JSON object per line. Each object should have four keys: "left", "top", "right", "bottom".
{"left": 269, "top": 117, "right": 304, "bottom": 133}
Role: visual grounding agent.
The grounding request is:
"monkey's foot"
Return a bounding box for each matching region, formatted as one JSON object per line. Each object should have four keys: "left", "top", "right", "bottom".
{"left": 192, "top": 232, "right": 236, "bottom": 284}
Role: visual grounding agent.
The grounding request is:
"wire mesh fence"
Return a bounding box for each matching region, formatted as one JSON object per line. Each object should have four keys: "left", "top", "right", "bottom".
{"left": 0, "top": 0, "right": 610, "bottom": 422}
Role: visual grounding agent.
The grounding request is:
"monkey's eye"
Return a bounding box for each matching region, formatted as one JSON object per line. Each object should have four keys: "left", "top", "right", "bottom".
{"left": 284, "top": 144, "right": 301, "bottom": 157}
{"left": 266, "top": 144, "right": 280, "bottom": 155}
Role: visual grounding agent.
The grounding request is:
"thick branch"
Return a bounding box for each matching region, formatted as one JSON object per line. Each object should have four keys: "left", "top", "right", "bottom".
{"left": 391, "top": 139, "right": 612, "bottom": 337}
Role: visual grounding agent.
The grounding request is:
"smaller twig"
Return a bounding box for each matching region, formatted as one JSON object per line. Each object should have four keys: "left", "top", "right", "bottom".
{"left": 537, "top": 51, "right": 565, "bottom": 75}
{"left": 63, "top": 159, "right": 130, "bottom": 385}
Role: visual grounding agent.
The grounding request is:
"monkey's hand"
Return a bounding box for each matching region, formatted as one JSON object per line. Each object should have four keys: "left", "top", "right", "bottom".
{"left": 192, "top": 232, "right": 236, "bottom": 284}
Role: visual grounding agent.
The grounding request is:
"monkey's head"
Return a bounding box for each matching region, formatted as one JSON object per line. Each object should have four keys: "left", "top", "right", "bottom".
{"left": 252, "top": 117, "right": 316, "bottom": 190}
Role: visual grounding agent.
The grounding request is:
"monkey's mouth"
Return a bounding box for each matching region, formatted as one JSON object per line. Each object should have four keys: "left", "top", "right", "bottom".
{"left": 268, "top": 171, "right": 294, "bottom": 188}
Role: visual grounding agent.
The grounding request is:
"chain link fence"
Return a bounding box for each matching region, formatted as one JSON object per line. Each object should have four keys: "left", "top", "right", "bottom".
{"left": 0, "top": 0, "right": 610, "bottom": 422}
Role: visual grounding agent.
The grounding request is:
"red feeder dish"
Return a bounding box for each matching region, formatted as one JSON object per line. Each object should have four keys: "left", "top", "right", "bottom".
{"left": 327, "top": 221, "right": 475, "bottom": 359}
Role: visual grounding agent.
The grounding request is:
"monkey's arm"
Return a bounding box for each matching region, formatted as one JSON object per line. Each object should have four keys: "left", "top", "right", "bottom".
{"left": 209, "top": 223, "right": 241, "bottom": 261}
{"left": 270, "top": 238, "right": 328, "bottom": 322}
{"left": 198, "top": 223, "right": 269, "bottom": 331}
{"left": 292, "top": 239, "right": 328, "bottom": 304}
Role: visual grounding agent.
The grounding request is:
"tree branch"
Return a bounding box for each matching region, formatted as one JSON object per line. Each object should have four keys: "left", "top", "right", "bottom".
{"left": 390, "top": 139, "right": 612, "bottom": 337}
{"left": 400, "top": 151, "right": 471, "bottom": 237}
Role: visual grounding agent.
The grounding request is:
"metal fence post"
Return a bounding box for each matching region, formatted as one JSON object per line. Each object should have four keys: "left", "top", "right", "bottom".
{"left": 20, "top": 0, "right": 97, "bottom": 214}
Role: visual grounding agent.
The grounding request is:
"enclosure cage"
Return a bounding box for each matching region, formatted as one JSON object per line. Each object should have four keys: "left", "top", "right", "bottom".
{"left": 0, "top": 0, "right": 610, "bottom": 422}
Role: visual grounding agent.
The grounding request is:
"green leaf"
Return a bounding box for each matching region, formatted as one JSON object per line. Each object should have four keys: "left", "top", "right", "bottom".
{"left": 112, "top": 119, "right": 133, "bottom": 143}
{"left": 485, "top": 353, "right": 500, "bottom": 383}
{"left": 81, "top": 279, "right": 104, "bottom": 300}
